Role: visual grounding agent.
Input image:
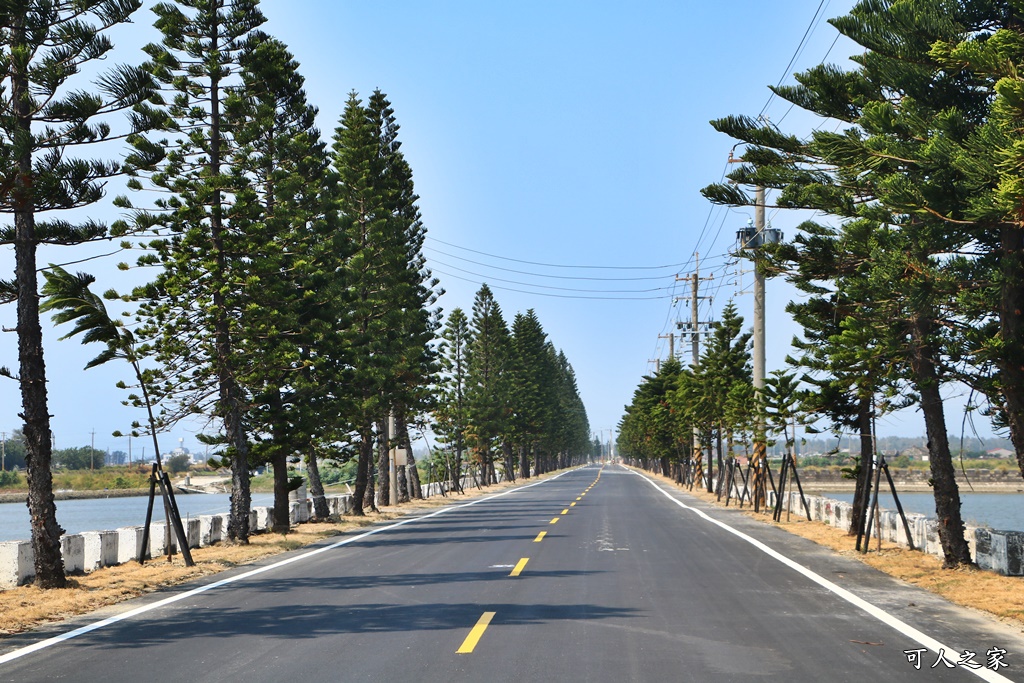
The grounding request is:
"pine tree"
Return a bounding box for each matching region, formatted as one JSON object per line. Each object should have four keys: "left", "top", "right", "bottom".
{"left": 332, "top": 91, "right": 439, "bottom": 513}
{"left": 930, "top": 8, "right": 1024, "bottom": 479}
{"left": 0, "top": 0, "right": 157, "bottom": 586}
{"left": 224, "top": 35, "right": 342, "bottom": 528}
{"left": 701, "top": 0, "right": 979, "bottom": 565}
{"left": 465, "top": 284, "right": 512, "bottom": 483}
{"left": 365, "top": 90, "right": 441, "bottom": 505}
{"left": 123, "top": 0, "right": 268, "bottom": 542}
{"left": 509, "top": 310, "right": 549, "bottom": 478}
{"left": 435, "top": 308, "right": 471, "bottom": 491}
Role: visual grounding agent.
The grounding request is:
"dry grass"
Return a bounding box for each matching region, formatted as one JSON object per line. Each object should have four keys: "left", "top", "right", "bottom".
{"left": 642, "top": 469, "right": 1024, "bottom": 630}
{"left": 0, "top": 472, "right": 539, "bottom": 637}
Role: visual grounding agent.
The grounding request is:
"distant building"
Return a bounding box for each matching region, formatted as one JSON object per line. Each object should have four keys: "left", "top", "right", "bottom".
{"left": 986, "top": 448, "right": 1014, "bottom": 459}
{"left": 902, "top": 445, "right": 929, "bottom": 461}
{"left": 161, "top": 445, "right": 194, "bottom": 463}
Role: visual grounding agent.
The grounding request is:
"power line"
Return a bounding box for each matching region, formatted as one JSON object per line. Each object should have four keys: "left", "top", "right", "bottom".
{"left": 757, "top": 0, "right": 831, "bottom": 120}
{"left": 432, "top": 269, "right": 678, "bottom": 301}
{"left": 429, "top": 259, "right": 678, "bottom": 294}
{"left": 424, "top": 246, "right": 679, "bottom": 282}
{"left": 427, "top": 236, "right": 693, "bottom": 271}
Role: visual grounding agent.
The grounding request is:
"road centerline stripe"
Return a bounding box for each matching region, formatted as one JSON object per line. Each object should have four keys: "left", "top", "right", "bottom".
{"left": 534, "top": 531, "right": 546, "bottom": 542}
{"left": 549, "top": 517, "right": 559, "bottom": 524}
{"left": 561, "top": 509, "right": 568, "bottom": 515}
{"left": 457, "top": 612, "right": 496, "bottom": 654}
{"left": 0, "top": 469, "right": 584, "bottom": 666}
{"left": 510, "top": 558, "right": 529, "bottom": 577}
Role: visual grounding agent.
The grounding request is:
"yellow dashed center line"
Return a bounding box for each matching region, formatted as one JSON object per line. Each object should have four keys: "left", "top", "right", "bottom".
{"left": 576, "top": 497, "right": 582, "bottom": 501}
{"left": 457, "top": 612, "right": 496, "bottom": 654}
{"left": 549, "top": 517, "right": 559, "bottom": 524}
{"left": 570, "top": 502, "right": 576, "bottom": 507}
{"left": 534, "top": 531, "right": 546, "bottom": 542}
{"left": 561, "top": 509, "right": 568, "bottom": 515}
{"left": 510, "top": 558, "right": 529, "bottom": 577}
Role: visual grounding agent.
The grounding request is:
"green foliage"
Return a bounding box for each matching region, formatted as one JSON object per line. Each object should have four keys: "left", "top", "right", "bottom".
{"left": 52, "top": 447, "right": 105, "bottom": 471}
{"left": 465, "top": 284, "right": 513, "bottom": 469}
{"left": 435, "top": 308, "right": 471, "bottom": 459}
{"left": 165, "top": 453, "right": 191, "bottom": 474}
{"left": 0, "top": 470, "right": 22, "bottom": 489}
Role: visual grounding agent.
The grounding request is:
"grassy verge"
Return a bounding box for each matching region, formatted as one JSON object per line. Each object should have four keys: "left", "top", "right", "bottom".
{"left": 640, "top": 468, "right": 1024, "bottom": 631}
{"left": 0, "top": 470, "right": 545, "bottom": 637}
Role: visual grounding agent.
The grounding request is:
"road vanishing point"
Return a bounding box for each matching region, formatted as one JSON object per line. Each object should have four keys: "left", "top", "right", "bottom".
{"left": 2, "top": 465, "right": 1022, "bottom": 682}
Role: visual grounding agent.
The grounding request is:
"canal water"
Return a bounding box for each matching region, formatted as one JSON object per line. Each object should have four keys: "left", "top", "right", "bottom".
{"left": 0, "top": 492, "right": 275, "bottom": 543}
{"left": 807, "top": 491, "right": 1024, "bottom": 532}
{"left": 0, "top": 491, "right": 1019, "bottom": 544}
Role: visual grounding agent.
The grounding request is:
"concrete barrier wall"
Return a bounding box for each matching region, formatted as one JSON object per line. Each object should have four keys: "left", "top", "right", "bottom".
{"left": 3, "top": 471, "right": 556, "bottom": 589}
{"left": 0, "top": 493, "right": 354, "bottom": 588}
{"left": 764, "top": 488, "right": 1024, "bottom": 577}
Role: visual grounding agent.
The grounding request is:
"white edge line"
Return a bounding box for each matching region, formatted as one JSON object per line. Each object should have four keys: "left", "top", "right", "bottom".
{"left": 0, "top": 469, "right": 576, "bottom": 667}
{"left": 630, "top": 469, "right": 1013, "bottom": 683}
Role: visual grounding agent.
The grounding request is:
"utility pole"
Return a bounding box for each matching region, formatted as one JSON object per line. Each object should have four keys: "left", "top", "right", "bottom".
{"left": 657, "top": 332, "right": 676, "bottom": 360}
{"left": 677, "top": 253, "right": 714, "bottom": 490}
{"left": 1, "top": 432, "right": 5, "bottom": 472}
{"left": 752, "top": 185, "right": 768, "bottom": 510}
{"left": 90, "top": 429, "right": 95, "bottom": 470}
{"left": 388, "top": 412, "right": 398, "bottom": 506}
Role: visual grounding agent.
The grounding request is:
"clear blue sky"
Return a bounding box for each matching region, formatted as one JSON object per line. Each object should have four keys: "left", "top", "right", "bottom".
{"left": 1, "top": 0, "right": 990, "bottom": 457}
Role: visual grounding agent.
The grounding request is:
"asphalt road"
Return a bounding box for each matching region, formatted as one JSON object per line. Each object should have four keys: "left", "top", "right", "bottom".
{"left": 1, "top": 464, "right": 1022, "bottom": 682}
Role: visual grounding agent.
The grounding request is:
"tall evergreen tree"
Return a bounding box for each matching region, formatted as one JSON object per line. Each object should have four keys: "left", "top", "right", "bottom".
{"left": 701, "top": 0, "right": 979, "bottom": 565}
{"left": 509, "top": 310, "right": 549, "bottom": 479}
{"left": 123, "top": 0, "right": 268, "bottom": 543}
{"left": 332, "top": 91, "right": 439, "bottom": 513}
{"left": 225, "top": 35, "right": 341, "bottom": 528}
{"left": 0, "top": 0, "right": 157, "bottom": 586}
{"left": 435, "top": 308, "right": 471, "bottom": 491}
{"left": 465, "top": 284, "right": 512, "bottom": 483}
{"left": 365, "top": 90, "right": 441, "bottom": 505}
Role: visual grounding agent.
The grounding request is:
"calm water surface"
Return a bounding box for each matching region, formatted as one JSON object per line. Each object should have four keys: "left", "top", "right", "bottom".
{"left": 0, "top": 492, "right": 275, "bottom": 543}
{"left": 809, "top": 491, "right": 1024, "bottom": 532}
{"left": 1, "top": 490, "right": 1020, "bottom": 543}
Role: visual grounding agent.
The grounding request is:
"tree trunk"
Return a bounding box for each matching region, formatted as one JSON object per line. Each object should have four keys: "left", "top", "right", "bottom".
{"left": 270, "top": 393, "right": 290, "bottom": 533}
{"left": 305, "top": 451, "right": 331, "bottom": 519}
{"left": 396, "top": 465, "right": 409, "bottom": 503}
{"left": 705, "top": 433, "right": 714, "bottom": 493}
{"left": 909, "top": 317, "right": 973, "bottom": 568}
{"left": 849, "top": 397, "right": 874, "bottom": 536}
{"left": 12, "top": 10, "right": 66, "bottom": 589}
{"left": 453, "top": 440, "right": 463, "bottom": 493}
{"left": 226, "top": 403, "right": 251, "bottom": 543}
{"left": 715, "top": 428, "right": 725, "bottom": 497}
{"left": 502, "top": 441, "right": 516, "bottom": 483}
{"left": 396, "top": 411, "right": 422, "bottom": 499}
{"left": 519, "top": 444, "right": 529, "bottom": 480}
{"left": 351, "top": 425, "right": 373, "bottom": 516}
{"left": 270, "top": 447, "right": 289, "bottom": 533}
{"left": 376, "top": 418, "right": 389, "bottom": 508}
{"left": 998, "top": 224, "right": 1024, "bottom": 481}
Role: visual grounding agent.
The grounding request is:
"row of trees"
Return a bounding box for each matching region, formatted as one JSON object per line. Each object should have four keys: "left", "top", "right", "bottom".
{"left": 1, "top": 0, "right": 442, "bottom": 588}
{"left": 3, "top": 0, "right": 594, "bottom": 589}
{"left": 622, "top": 0, "right": 1024, "bottom": 569}
{"left": 433, "top": 285, "right": 593, "bottom": 487}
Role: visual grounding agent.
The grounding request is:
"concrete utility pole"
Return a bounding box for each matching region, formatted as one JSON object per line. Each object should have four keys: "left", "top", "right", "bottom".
{"left": 675, "top": 253, "right": 714, "bottom": 488}
{"left": 753, "top": 186, "right": 766, "bottom": 399}
{"left": 658, "top": 332, "right": 676, "bottom": 360}
{"left": 752, "top": 185, "right": 768, "bottom": 509}
{"left": 388, "top": 412, "right": 398, "bottom": 506}
{"left": 1, "top": 432, "right": 5, "bottom": 471}
{"left": 90, "top": 429, "right": 95, "bottom": 470}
